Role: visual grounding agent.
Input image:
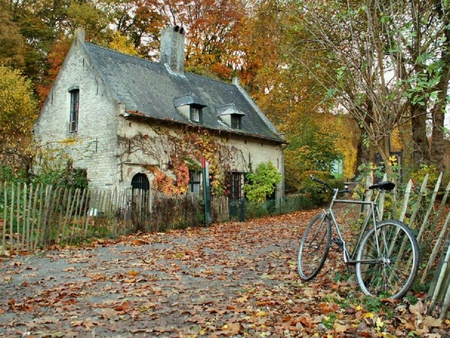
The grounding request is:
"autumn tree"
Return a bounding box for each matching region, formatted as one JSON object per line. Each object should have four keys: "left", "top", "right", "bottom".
{"left": 0, "top": 4, "right": 25, "bottom": 70}
{"left": 0, "top": 65, "right": 38, "bottom": 175}
{"left": 293, "top": 0, "right": 450, "bottom": 176}
{"left": 142, "top": 0, "right": 247, "bottom": 80}
{"left": 236, "top": 0, "right": 349, "bottom": 190}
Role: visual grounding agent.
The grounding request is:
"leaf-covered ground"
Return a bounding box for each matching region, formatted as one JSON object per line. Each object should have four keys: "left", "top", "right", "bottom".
{"left": 0, "top": 211, "right": 448, "bottom": 337}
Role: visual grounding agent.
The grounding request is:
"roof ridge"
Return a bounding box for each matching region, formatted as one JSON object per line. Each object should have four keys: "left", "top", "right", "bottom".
{"left": 84, "top": 42, "right": 159, "bottom": 65}
{"left": 85, "top": 42, "right": 237, "bottom": 86}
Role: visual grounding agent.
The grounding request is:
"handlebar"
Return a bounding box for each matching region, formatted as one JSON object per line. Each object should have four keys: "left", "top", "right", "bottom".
{"left": 310, "top": 174, "right": 350, "bottom": 194}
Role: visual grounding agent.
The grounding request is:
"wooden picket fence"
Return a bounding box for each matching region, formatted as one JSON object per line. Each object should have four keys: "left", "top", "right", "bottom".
{"left": 0, "top": 182, "right": 230, "bottom": 255}
{"left": 367, "top": 173, "right": 450, "bottom": 319}
{"left": 0, "top": 174, "right": 449, "bottom": 317}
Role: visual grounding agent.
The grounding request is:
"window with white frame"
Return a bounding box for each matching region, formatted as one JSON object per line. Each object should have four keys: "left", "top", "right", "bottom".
{"left": 189, "top": 171, "right": 201, "bottom": 193}
{"left": 69, "top": 88, "right": 79, "bottom": 133}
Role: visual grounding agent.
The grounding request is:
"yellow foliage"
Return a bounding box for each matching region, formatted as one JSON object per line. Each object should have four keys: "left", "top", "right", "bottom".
{"left": 108, "top": 31, "right": 138, "bottom": 56}
{"left": 0, "top": 65, "right": 38, "bottom": 149}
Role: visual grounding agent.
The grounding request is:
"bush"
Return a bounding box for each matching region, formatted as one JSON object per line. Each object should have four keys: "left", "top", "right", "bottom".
{"left": 299, "top": 171, "right": 346, "bottom": 207}
{"left": 410, "top": 164, "right": 440, "bottom": 191}
{"left": 243, "top": 162, "right": 282, "bottom": 202}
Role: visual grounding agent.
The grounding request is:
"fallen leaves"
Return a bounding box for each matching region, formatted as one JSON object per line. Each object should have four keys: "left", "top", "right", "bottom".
{"left": 0, "top": 211, "right": 448, "bottom": 337}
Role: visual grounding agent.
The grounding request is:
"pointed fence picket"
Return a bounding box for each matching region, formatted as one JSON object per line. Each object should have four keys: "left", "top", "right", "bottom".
{"left": 0, "top": 184, "right": 212, "bottom": 254}
{"left": 1, "top": 176, "right": 449, "bottom": 318}
{"left": 374, "top": 174, "right": 449, "bottom": 319}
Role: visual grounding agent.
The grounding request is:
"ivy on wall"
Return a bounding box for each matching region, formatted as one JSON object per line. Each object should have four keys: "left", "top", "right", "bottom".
{"left": 117, "top": 123, "right": 247, "bottom": 195}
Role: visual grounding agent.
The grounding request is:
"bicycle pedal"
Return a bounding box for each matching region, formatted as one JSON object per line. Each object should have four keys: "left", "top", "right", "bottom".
{"left": 332, "top": 238, "right": 343, "bottom": 247}
{"left": 332, "top": 238, "right": 344, "bottom": 251}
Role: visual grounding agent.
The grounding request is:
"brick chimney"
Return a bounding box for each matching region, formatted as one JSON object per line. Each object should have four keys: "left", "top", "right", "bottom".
{"left": 160, "top": 26, "right": 185, "bottom": 74}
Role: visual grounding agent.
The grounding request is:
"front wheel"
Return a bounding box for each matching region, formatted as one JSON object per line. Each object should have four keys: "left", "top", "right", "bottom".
{"left": 298, "top": 213, "right": 331, "bottom": 280}
{"left": 355, "top": 220, "right": 419, "bottom": 299}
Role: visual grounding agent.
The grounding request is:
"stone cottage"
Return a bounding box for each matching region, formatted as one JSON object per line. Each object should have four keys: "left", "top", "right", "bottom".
{"left": 33, "top": 27, "right": 285, "bottom": 200}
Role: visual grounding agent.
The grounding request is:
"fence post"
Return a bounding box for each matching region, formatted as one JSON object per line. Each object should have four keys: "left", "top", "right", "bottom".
{"left": 9, "top": 183, "right": 14, "bottom": 251}
{"left": 399, "top": 179, "right": 415, "bottom": 223}
{"left": 417, "top": 173, "right": 442, "bottom": 243}
{"left": 202, "top": 157, "right": 211, "bottom": 227}
{"left": 1, "top": 182, "right": 6, "bottom": 255}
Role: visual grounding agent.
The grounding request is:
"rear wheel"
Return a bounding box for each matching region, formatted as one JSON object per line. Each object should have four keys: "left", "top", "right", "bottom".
{"left": 298, "top": 213, "right": 331, "bottom": 280}
{"left": 355, "top": 220, "right": 419, "bottom": 299}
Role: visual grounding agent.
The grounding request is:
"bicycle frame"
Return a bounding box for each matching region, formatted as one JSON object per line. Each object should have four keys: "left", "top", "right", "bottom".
{"left": 299, "top": 176, "right": 419, "bottom": 299}
{"left": 323, "top": 187, "right": 384, "bottom": 264}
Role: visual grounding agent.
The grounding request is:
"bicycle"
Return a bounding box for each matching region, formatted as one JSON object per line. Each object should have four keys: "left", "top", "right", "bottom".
{"left": 298, "top": 175, "right": 419, "bottom": 299}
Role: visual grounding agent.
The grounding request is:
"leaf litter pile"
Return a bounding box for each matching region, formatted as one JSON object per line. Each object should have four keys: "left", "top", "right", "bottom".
{"left": 0, "top": 210, "right": 448, "bottom": 337}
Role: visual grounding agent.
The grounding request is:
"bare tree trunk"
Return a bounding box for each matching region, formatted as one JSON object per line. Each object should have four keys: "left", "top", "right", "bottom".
{"left": 430, "top": 23, "right": 450, "bottom": 173}
{"left": 411, "top": 104, "right": 430, "bottom": 166}
{"left": 356, "top": 132, "right": 370, "bottom": 169}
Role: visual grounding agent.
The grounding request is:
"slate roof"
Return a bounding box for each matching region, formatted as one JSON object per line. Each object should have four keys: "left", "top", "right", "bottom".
{"left": 83, "top": 42, "right": 284, "bottom": 143}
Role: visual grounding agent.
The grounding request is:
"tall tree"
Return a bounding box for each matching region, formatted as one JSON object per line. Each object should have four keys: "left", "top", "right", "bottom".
{"left": 232, "top": 0, "right": 349, "bottom": 189}
{"left": 0, "top": 65, "right": 38, "bottom": 173}
{"left": 294, "top": 0, "right": 450, "bottom": 175}
{"left": 0, "top": 3, "right": 25, "bottom": 70}
{"left": 381, "top": 0, "right": 450, "bottom": 172}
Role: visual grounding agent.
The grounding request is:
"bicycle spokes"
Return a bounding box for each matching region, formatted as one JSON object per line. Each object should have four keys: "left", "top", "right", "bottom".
{"left": 298, "top": 214, "right": 331, "bottom": 280}
{"left": 356, "top": 221, "right": 419, "bottom": 299}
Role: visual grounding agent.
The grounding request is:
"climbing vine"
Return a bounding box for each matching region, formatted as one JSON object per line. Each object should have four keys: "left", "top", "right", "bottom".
{"left": 151, "top": 157, "right": 190, "bottom": 195}
{"left": 118, "top": 123, "right": 247, "bottom": 195}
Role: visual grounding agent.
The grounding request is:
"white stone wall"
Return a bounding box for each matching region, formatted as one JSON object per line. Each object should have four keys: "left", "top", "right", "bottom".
{"left": 34, "top": 40, "right": 285, "bottom": 198}
{"left": 34, "top": 45, "right": 122, "bottom": 190}
{"left": 115, "top": 119, "right": 285, "bottom": 199}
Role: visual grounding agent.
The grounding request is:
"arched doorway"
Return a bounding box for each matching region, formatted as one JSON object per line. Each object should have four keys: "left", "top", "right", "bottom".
{"left": 131, "top": 173, "right": 149, "bottom": 191}
{"left": 130, "top": 173, "right": 150, "bottom": 231}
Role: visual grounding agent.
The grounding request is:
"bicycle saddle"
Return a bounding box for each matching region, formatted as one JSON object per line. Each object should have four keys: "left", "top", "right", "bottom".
{"left": 368, "top": 181, "right": 395, "bottom": 191}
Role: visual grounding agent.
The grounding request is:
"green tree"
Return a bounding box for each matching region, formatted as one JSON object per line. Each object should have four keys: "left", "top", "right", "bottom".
{"left": 284, "top": 117, "right": 341, "bottom": 192}
{"left": 0, "top": 66, "right": 38, "bottom": 146}
{"left": 243, "top": 162, "right": 282, "bottom": 203}
{"left": 0, "top": 65, "right": 38, "bottom": 176}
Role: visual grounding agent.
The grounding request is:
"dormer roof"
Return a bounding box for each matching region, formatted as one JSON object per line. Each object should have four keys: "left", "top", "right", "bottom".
{"left": 77, "top": 36, "right": 284, "bottom": 143}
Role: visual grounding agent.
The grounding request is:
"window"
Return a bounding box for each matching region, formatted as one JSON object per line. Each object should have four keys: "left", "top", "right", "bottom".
{"left": 229, "top": 172, "right": 244, "bottom": 199}
{"left": 231, "top": 115, "right": 242, "bottom": 129}
{"left": 190, "top": 106, "right": 202, "bottom": 123}
{"left": 189, "top": 171, "right": 201, "bottom": 193}
{"left": 69, "top": 89, "right": 79, "bottom": 132}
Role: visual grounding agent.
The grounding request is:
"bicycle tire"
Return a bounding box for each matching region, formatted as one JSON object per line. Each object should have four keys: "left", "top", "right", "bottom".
{"left": 355, "top": 219, "right": 419, "bottom": 299}
{"left": 298, "top": 213, "right": 331, "bottom": 280}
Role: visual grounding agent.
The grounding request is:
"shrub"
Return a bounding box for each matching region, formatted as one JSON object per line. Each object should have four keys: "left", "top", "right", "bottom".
{"left": 243, "top": 162, "right": 282, "bottom": 202}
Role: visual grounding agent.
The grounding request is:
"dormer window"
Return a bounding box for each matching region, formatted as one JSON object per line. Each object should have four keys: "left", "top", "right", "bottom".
{"left": 231, "top": 115, "right": 242, "bottom": 129}
{"left": 217, "top": 103, "right": 245, "bottom": 130}
{"left": 190, "top": 106, "right": 202, "bottom": 123}
{"left": 174, "top": 94, "right": 206, "bottom": 124}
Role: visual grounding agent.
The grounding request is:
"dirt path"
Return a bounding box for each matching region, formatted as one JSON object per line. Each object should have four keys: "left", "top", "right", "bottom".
{"left": 1, "top": 211, "right": 448, "bottom": 337}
